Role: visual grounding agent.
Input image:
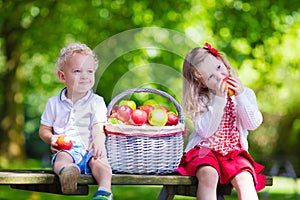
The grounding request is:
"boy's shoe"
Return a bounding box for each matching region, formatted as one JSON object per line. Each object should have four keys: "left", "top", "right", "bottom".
{"left": 59, "top": 163, "right": 80, "bottom": 194}
{"left": 92, "top": 190, "right": 113, "bottom": 200}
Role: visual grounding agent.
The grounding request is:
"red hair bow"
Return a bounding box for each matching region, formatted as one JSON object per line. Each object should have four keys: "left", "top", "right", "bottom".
{"left": 204, "top": 42, "right": 220, "bottom": 57}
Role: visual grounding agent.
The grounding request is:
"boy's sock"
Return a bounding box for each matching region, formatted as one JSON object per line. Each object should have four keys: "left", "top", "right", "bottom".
{"left": 59, "top": 163, "right": 80, "bottom": 194}
{"left": 92, "top": 187, "right": 113, "bottom": 200}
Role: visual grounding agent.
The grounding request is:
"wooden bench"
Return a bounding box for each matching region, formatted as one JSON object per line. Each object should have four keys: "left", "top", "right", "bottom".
{"left": 0, "top": 170, "right": 273, "bottom": 200}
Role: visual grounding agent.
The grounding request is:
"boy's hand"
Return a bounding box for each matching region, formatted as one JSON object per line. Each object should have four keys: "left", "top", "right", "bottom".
{"left": 88, "top": 138, "right": 106, "bottom": 160}
{"left": 50, "top": 135, "right": 60, "bottom": 153}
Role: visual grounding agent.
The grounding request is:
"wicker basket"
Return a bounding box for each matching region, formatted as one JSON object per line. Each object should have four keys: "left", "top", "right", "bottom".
{"left": 105, "top": 88, "right": 184, "bottom": 175}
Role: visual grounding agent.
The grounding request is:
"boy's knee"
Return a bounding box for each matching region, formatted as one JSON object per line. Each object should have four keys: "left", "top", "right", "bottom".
{"left": 90, "top": 158, "right": 112, "bottom": 173}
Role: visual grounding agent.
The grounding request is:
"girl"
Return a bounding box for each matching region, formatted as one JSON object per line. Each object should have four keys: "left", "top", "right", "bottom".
{"left": 176, "top": 43, "right": 266, "bottom": 200}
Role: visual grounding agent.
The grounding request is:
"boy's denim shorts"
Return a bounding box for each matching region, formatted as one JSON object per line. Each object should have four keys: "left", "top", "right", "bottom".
{"left": 51, "top": 143, "right": 94, "bottom": 174}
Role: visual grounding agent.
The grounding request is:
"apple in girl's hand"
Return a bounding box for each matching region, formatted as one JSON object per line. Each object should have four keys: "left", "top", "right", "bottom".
{"left": 148, "top": 108, "right": 168, "bottom": 126}
{"left": 223, "top": 77, "right": 235, "bottom": 96}
{"left": 166, "top": 112, "right": 179, "bottom": 126}
{"left": 117, "top": 105, "right": 133, "bottom": 122}
{"left": 137, "top": 105, "right": 155, "bottom": 116}
{"left": 131, "top": 109, "right": 148, "bottom": 125}
{"left": 56, "top": 135, "right": 73, "bottom": 150}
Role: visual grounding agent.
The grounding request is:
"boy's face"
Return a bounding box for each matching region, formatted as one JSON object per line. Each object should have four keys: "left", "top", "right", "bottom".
{"left": 58, "top": 53, "right": 96, "bottom": 97}
{"left": 198, "top": 54, "right": 229, "bottom": 91}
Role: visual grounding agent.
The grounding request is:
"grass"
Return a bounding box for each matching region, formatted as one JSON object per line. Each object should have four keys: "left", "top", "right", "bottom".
{"left": 0, "top": 176, "right": 300, "bottom": 200}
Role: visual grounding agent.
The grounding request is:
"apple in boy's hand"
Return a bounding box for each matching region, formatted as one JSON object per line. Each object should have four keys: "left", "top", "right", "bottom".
{"left": 166, "top": 112, "right": 178, "bottom": 126}
{"left": 131, "top": 109, "right": 148, "bottom": 125}
{"left": 223, "top": 77, "right": 235, "bottom": 96}
{"left": 148, "top": 108, "right": 168, "bottom": 126}
{"left": 117, "top": 105, "right": 133, "bottom": 122}
{"left": 56, "top": 135, "right": 73, "bottom": 150}
{"left": 119, "top": 100, "right": 136, "bottom": 110}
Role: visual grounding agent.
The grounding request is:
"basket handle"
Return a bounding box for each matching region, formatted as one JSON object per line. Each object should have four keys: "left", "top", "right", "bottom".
{"left": 106, "top": 88, "right": 184, "bottom": 123}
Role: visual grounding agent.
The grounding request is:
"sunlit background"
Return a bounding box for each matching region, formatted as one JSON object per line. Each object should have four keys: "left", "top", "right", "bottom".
{"left": 1, "top": 0, "right": 300, "bottom": 199}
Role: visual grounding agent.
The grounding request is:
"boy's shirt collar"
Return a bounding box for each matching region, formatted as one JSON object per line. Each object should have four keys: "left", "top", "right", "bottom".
{"left": 59, "top": 87, "right": 93, "bottom": 105}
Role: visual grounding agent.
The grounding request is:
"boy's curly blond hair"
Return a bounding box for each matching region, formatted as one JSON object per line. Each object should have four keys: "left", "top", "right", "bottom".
{"left": 55, "top": 42, "right": 99, "bottom": 73}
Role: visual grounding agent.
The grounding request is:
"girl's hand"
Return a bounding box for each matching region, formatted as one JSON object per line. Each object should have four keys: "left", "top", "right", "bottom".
{"left": 226, "top": 77, "right": 244, "bottom": 96}
{"left": 215, "top": 79, "right": 227, "bottom": 97}
{"left": 50, "top": 135, "right": 60, "bottom": 153}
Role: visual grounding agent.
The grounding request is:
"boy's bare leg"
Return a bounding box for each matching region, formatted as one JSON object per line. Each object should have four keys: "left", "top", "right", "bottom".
{"left": 53, "top": 151, "right": 80, "bottom": 194}
{"left": 89, "top": 157, "right": 112, "bottom": 190}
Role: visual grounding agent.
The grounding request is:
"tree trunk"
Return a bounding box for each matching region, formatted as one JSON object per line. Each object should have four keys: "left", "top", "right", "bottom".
{"left": 0, "top": 22, "right": 25, "bottom": 161}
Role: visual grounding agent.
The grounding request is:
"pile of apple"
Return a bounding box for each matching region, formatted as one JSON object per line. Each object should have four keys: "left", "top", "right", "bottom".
{"left": 108, "top": 99, "right": 178, "bottom": 126}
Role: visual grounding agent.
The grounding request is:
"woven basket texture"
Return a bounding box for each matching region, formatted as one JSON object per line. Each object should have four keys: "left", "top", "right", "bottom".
{"left": 105, "top": 88, "right": 184, "bottom": 174}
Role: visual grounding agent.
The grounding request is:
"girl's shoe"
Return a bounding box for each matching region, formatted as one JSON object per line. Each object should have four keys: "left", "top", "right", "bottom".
{"left": 59, "top": 163, "right": 80, "bottom": 194}
{"left": 92, "top": 190, "right": 113, "bottom": 200}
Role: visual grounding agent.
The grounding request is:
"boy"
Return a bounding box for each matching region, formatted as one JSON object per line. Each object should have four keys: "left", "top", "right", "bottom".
{"left": 39, "top": 42, "right": 113, "bottom": 200}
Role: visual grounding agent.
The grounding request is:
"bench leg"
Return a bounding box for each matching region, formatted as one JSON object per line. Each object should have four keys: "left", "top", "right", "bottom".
{"left": 158, "top": 185, "right": 227, "bottom": 200}
{"left": 157, "top": 186, "right": 175, "bottom": 200}
{"left": 217, "top": 194, "right": 225, "bottom": 200}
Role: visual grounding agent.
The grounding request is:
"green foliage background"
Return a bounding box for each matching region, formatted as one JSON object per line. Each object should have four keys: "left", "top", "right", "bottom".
{"left": 1, "top": 0, "right": 300, "bottom": 174}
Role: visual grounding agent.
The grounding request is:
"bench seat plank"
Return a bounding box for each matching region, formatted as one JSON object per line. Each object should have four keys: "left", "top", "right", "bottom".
{"left": 0, "top": 170, "right": 273, "bottom": 200}
{"left": 0, "top": 170, "right": 197, "bottom": 185}
{"left": 0, "top": 170, "right": 273, "bottom": 186}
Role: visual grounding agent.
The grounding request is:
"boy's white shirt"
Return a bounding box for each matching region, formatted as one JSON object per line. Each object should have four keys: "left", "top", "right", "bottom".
{"left": 40, "top": 88, "right": 107, "bottom": 149}
{"left": 185, "top": 87, "right": 263, "bottom": 152}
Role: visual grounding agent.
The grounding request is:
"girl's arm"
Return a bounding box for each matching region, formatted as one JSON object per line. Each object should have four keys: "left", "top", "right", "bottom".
{"left": 194, "top": 96, "right": 226, "bottom": 138}
{"left": 235, "top": 88, "right": 263, "bottom": 130}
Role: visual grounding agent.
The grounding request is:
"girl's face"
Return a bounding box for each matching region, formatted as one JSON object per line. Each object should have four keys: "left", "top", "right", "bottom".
{"left": 58, "top": 53, "right": 95, "bottom": 99}
{"left": 198, "top": 54, "right": 229, "bottom": 91}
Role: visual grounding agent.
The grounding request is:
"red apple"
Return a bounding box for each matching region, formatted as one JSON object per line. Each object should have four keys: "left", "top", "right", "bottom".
{"left": 111, "top": 105, "right": 119, "bottom": 114}
{"left": 148, "top": 108, "right": 168, "bottom": 126}
{"left": 137, "top": 105, "right": 155, "bottom": 116}
{"left": 117, "top": 105, "right": 133, "bottom": 122}
{"left": 166, "top": 112, "right": 179, "bottom": 126}
{"left": 158, "top": 105, "right": 169, "bottom": 113}
{"left": 131, "top": 109, "right": 148, "bottom": 125}
{"left": 109, "top": 112, "right": 118, "bottom": 119}
{"left": 56, "top": 135, "right": 73, "bottom": 150}
{"left": 127, "top": 117, "right": 135, "bottom": 125}
{"left": 119, "top": 100, "right": 136, "bottom": 110}
{"left": 223, "top": 77, "right": 235, "bottom": 96}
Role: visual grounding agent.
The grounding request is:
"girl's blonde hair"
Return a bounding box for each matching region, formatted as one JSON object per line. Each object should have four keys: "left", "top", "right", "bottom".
{"left": 182, "top": 47, "right": 235, "bottom": 118}
{"left": 55, "top": 42, "right": 98, "bottom": 73}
